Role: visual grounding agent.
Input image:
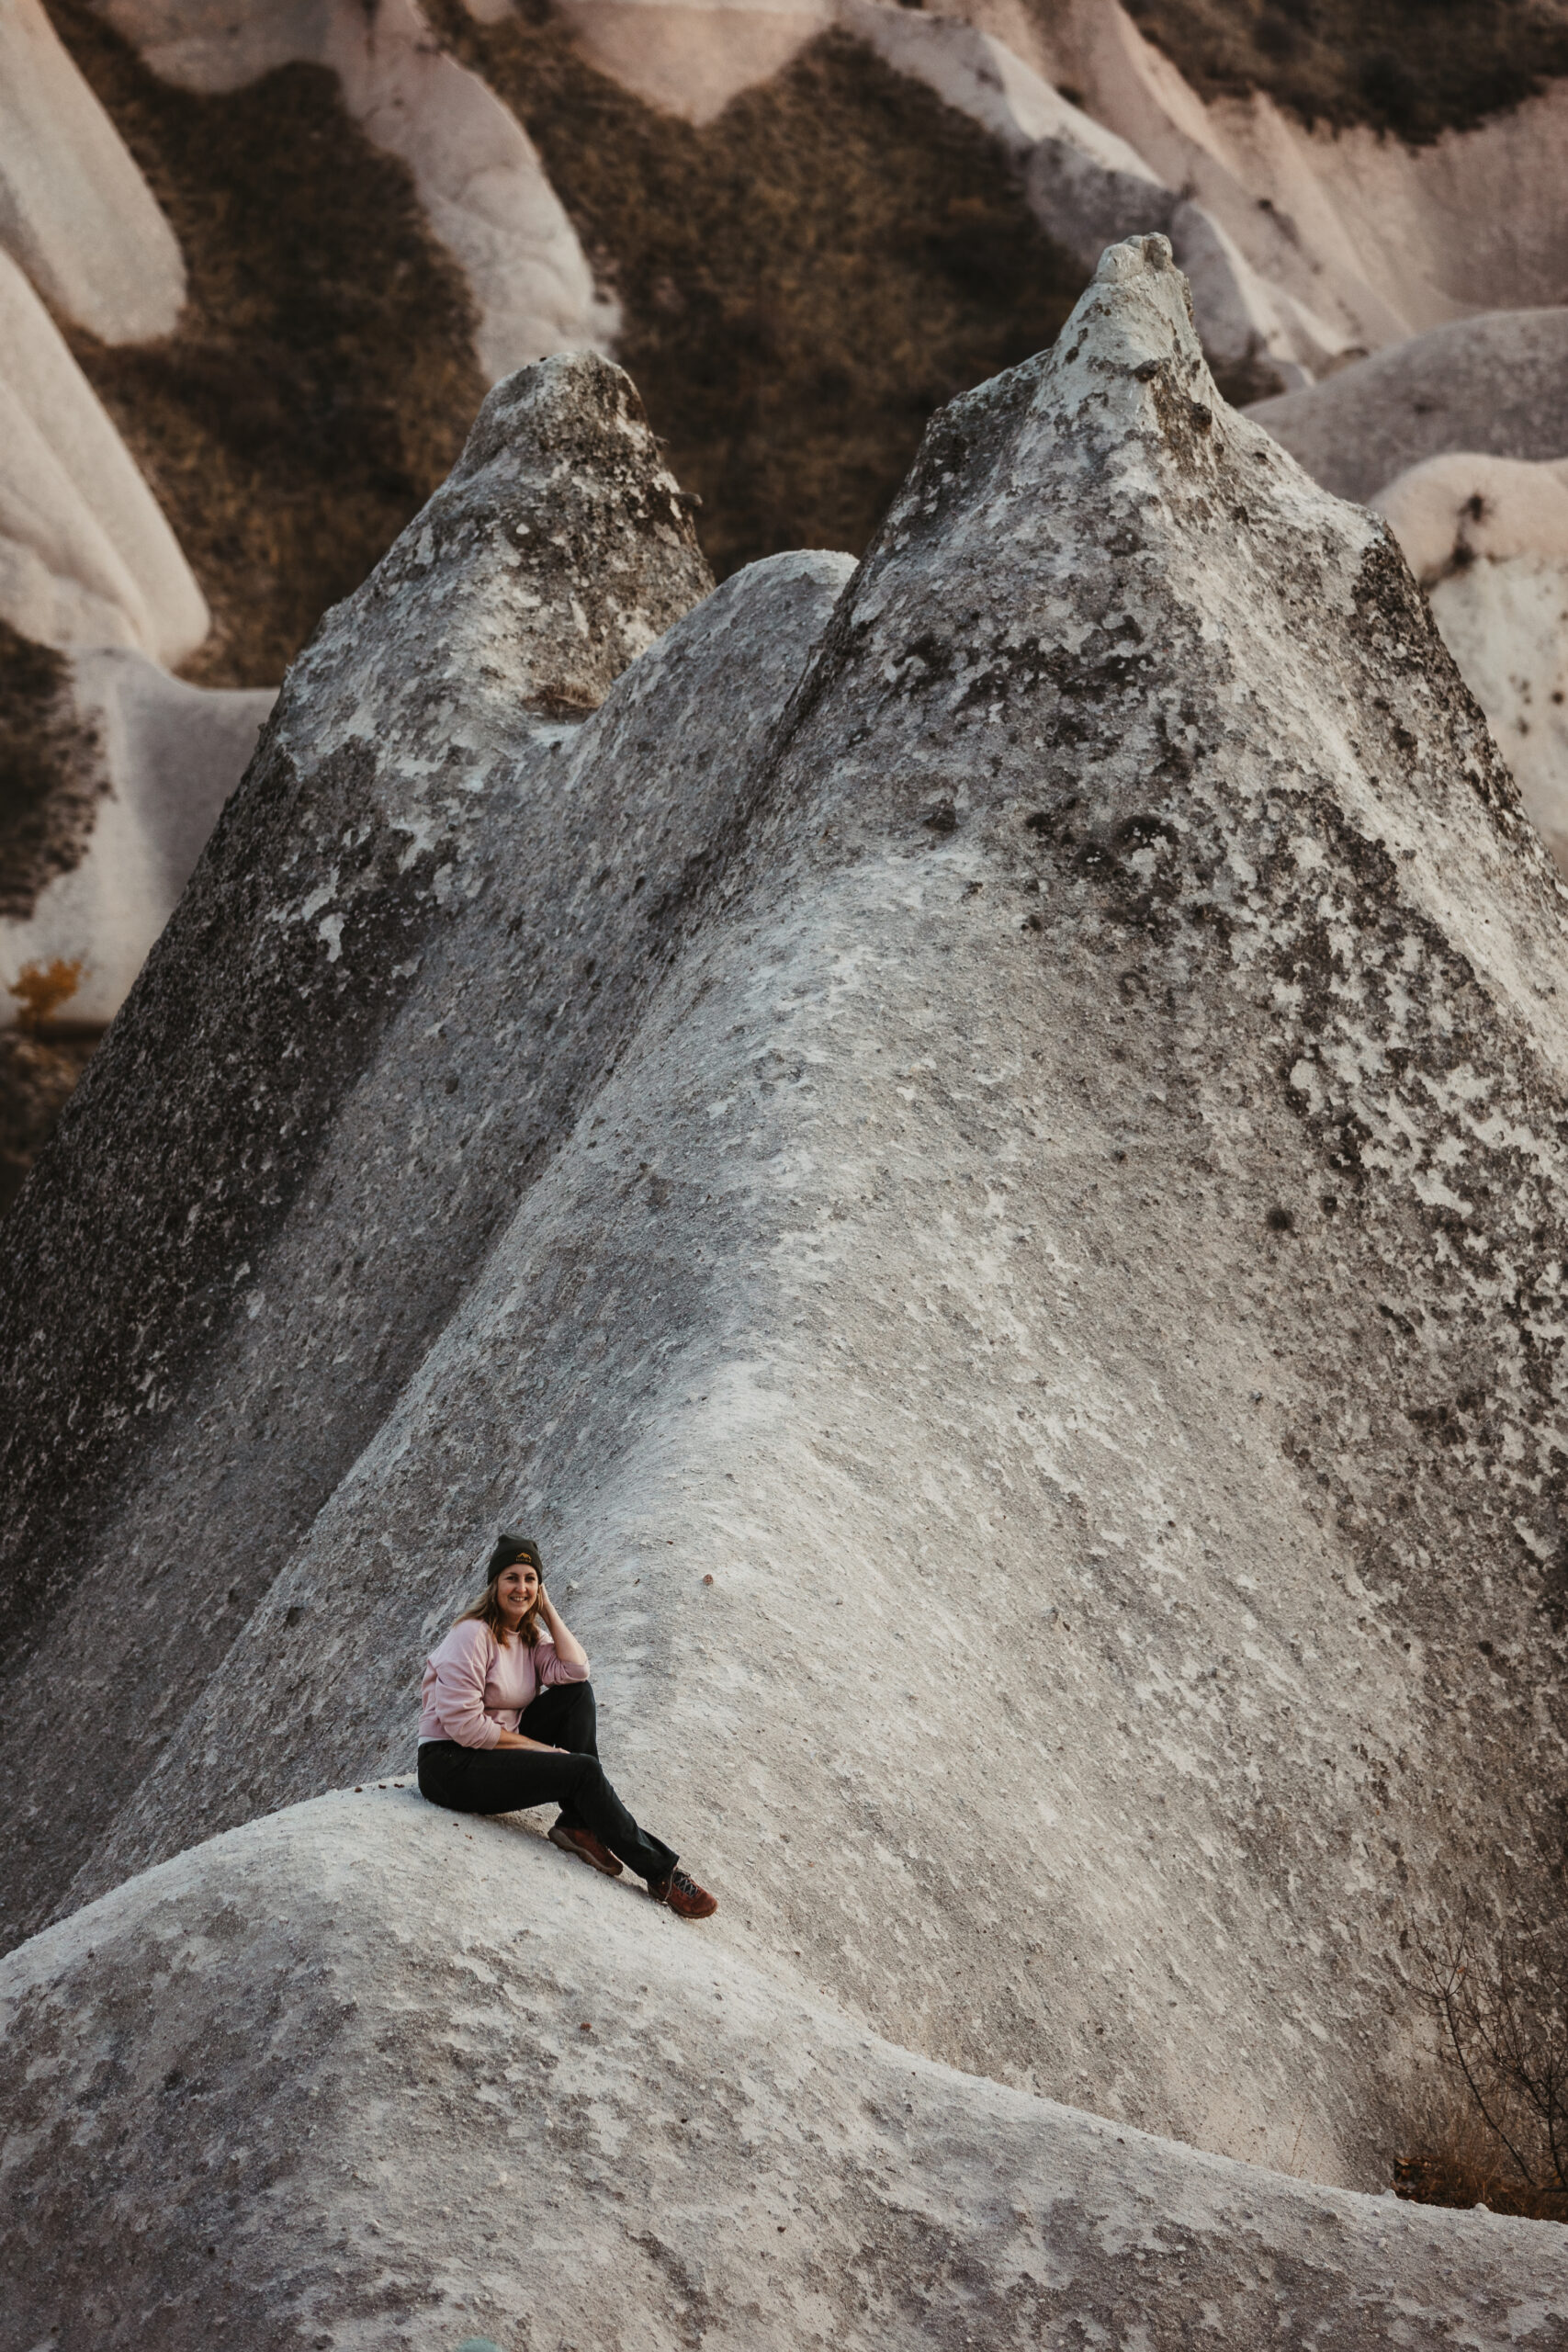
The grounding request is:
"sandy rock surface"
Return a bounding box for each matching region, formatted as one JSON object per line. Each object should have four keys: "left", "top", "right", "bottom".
{"left": 0, "top": 646, "right": 275, "bottom": 1034}
{"left": 557, "top": 0, "right": 835, "bottom": 122}
{"left": 833, "top": 0, "right": 1338, "bottom": 396}
{"left": 6, "top": 239, "right": 1568, "bottom": 2257}
{"left": 0, "top": 0, "right": 186, "bottom": 343}
{"left": 538, "top": 0, "right": 1348, "bottom": 392}
{"left": 538, "top": 0, "right": 1568, "bottom": 385}
{"left": 958, "top": 0, "right": 1568, "bottom": 345}
{"left": 0, "top": 247, "right": 209, "bottom": 663}
{"left": 5, "top": 1787, "right": 1565, "bottom": 2351}
{"left": 1371, "top": 451, "right": 1568, "bottom": 880}
{"left": 1247, "top": 308, "right": 1568, "bottom": 506}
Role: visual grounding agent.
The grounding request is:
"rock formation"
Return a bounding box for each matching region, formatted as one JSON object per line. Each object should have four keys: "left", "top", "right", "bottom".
{"left": 0, "top": 0, "right": 185, "bottom": 340}
{"left": 5, "top": 1786, "right": 1564, "bottom": 2349}
{"left": 0, "top": 346, "right": 716, "bottom": 1948}
{"left": 1247, "top": 310, "right": 1568, "bottom": 506}
{"left": 0, "top": 247, "right": 209, "bottom": 662}
{"left": 96, "top": 0, "right": 615, "bottom": 379}
{"left": 1373, "top": 449, "right": 1568, "bottom": 876}
{"left": 6, "top": 250, "right": 1568, "bottom": 2352}
{"left": 7, "top": 0, "right": 1568, "bottom": 1131}
{"left": 1003, "top": 0, "right": 1568, "bottom": 339}
{"left": 534, "top": 0, "right": 1568, "bottom": 372}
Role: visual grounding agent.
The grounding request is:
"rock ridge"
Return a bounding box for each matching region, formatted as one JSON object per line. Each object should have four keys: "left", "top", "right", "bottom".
{"left": 5, "top": 1789, "right": 1566, "bottom": 2350}
{"left": 0, "top": 352, "right": 710, "bottom": 1876}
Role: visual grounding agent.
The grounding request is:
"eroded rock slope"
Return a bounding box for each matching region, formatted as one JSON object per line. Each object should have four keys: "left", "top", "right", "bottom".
{"left": 5, "top": 1789, "right": 1565, "bottom": 2351}
{"left": 6, "top": 241, "right": 1568, "bottom": 2286}
{"left": 0, "top": 345, "right": 808, "bottom": 1950}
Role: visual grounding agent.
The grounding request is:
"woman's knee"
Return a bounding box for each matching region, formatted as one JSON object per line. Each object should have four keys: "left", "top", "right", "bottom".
{"left": 564, "top": 1752, "right": 608, "bottom": 1799}
{"left": 558, "top": 1682, "right": 598, "bottom": 1747}
{"left": 417, "top": 1758, "right": 468, "bottom": 1810}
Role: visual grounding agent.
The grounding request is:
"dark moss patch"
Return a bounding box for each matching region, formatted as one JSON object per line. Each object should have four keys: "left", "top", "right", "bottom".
{"left": 0, "top": 623, "right": 103, "bottom": 922}
{"left": 425, "top": 3, "right": 1087, "bottom": 579}
{"left": 40, "top": 1, "right": 486, "bottom": 689}
{"left": 1108, "top": 0, "right": 1568, "bottom": 143}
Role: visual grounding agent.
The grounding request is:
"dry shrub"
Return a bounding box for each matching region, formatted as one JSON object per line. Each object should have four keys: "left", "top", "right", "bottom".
{"left": 40, "top": 0, "right": 486, "bottom": 689}
{"left": 0, "top": 618, "right": 107, "bottom": 1210}
{"left": 1396, "top": 1911, "right": 1568, "bottom": 2224}
{"left": 1106, "top": 0, "right": 1568, "bottom": 144}
{"left": 0, "top": 623, "right": 104, "bottom": 922}
{"left": 426, "top": 1, "right": 1089, "bottom": 580}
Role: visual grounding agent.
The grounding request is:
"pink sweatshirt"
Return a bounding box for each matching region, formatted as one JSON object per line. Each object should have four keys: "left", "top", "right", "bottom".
{"left": 418, "top": 1620, "right": 589, "bottom": 1749}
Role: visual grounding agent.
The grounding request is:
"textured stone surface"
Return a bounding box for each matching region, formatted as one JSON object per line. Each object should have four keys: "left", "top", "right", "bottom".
{"left": 1247, "top": 309, "right": 1568, "bottom": 507}
{"left": 5, "top": 1789, "right": 1566, "bottom": 2352}
{"left": 7, "top": 240, "right": 1568, "bottom": 2324}
{"left": 0, "top": 345, "right": 722, "bottom": 1942}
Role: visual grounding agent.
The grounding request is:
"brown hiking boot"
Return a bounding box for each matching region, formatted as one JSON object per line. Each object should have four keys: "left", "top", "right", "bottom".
{"left": 549, "top": 1822, "right": 622, "bottom": 1877}
{"left": 649, "top": 1867, "right": 717, "bottom": 1919}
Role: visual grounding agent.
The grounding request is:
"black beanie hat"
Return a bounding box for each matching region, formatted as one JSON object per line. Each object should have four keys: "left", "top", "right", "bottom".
{"left": 488, "top": 1531, "right": 542, "bottom": 1580}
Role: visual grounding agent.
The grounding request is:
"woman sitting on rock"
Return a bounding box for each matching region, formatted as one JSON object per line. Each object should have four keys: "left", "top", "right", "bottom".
{"left": 417, "top": 1532, "right": 716, "bottom": 1918}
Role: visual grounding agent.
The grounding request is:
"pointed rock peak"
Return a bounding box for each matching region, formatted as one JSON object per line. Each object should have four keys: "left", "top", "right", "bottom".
{"left": 853, "top": 236, "right": 1261, "bottom": 595}
{"left": 1047, "top": 232, "right": 1214, "bottom": 432}
{"left": 294, "top": 350, "right": 715, "bottom": 735}
{"left": 1068, "top": 233, "right": 1199, "bottom": 355}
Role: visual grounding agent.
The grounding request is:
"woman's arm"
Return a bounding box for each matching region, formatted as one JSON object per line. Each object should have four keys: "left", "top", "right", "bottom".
{"left": 426, "top": 1623, "right": 504, "bottom": 1749}
{"left": 537, "top": 1589, "right": 588, "bottom": 1673}
{"left": 490, "top": 1729, "right": 566, "bottom": 1751}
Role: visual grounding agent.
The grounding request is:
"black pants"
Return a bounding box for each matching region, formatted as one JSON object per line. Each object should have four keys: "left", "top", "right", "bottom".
{"left": 417, "top": 1680, "right": 677, "bottom": 1884}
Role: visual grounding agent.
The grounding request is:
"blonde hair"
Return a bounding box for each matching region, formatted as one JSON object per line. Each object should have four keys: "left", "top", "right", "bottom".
{"left": 455, "top": 1564, "right": 544, "bottom": 1647}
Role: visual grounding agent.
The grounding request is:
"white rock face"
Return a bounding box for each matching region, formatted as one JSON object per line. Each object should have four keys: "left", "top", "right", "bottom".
{"left": 548, "top": 0, "right": 1568, "bottom": 393}
{"left": 4, "top": 1786, "right": 1564, "bottom": 2350}
{"left": 835, "top": 0, "right": 1338, "bottom": 395}
{"left": 0, "top": 0, "right": 186, "bottom": 343}
{"left": 558, "top": 0, "right": 836, "bottom": 121}
{"left": 0, "top": 647, "right": 275, "bottom": 1033}
{"left": 0, "top": 248, "right": 209, "bottom": 663}
{"left": 1375, "top": 451, "right": 1568, "bottom": 587}
{"left": 6, "top": 244, "right": 1568, "bottom": 2291}
{"left": 97, "top": 0, "right": 615, "bottom": 379}
{"left": 1247, "top": 310, "right": 1568, "bottom": 506}
{"left": 1373, "top": 452, "right": 1568, "bottom": 878}
{"left": 956, "top": 0, "right": 1568, "bottom": 349}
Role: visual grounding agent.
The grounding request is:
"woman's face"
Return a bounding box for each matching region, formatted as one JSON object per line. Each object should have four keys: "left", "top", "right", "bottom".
{"left": 496, "top": 1562, "right": 539, "bottom": 1628}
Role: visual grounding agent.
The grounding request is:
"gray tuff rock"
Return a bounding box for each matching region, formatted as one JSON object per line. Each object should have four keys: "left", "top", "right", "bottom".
{"left": 0, "top": 349, "right": 715, "bottom": 1944}
{"left": 5, "top": 239, "right": 1568, "bottom": 2340}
